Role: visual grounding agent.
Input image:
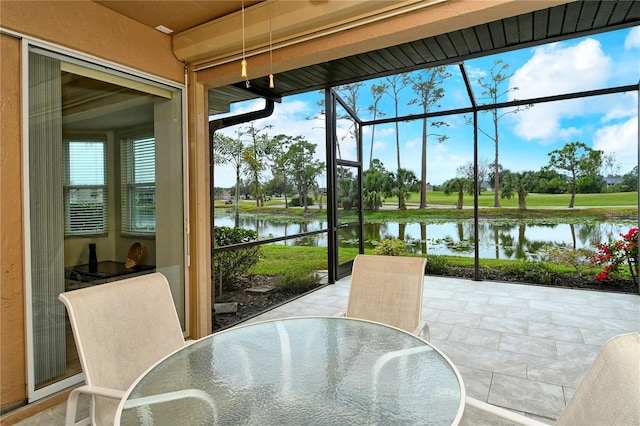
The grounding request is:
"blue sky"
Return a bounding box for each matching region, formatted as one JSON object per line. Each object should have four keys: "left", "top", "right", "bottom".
{"left": 213, "top": 26, "right": 639, "bottom": 189}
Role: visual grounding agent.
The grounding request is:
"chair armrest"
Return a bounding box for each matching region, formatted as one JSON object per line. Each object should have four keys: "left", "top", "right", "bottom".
{"left": 465, "top": 397, "right": 549, "bottom": 426}
{"left": 65, "top": 385, "right": 126, "bottom": 426}
{"left": 78, "top": 384, "right": 127, "bottom": 399}
{"left": 122, "top": 389, "right": 218, "bottom": 424}
{"left": 123, "top": 389, "right": 216, "bottom": 409}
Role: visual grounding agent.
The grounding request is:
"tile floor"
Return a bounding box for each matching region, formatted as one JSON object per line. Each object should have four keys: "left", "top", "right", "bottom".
{"left": 11, "top": 276, "right": 640, "bottom": 425}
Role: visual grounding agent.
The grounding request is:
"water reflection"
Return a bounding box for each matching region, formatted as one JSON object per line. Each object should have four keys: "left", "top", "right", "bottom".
{"left": 213, "top": 215, "right": 633, "bottom": 260}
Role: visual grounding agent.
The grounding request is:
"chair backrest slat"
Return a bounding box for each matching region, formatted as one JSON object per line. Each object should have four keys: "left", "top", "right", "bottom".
{"left": 59, "top": 272, "right": 185, "bottom": 425}
{"left": 346, "top": 254, "right": 426, "bottom": 334}
{"left": 555, "top": 332, "right": 640, "bottom": 426}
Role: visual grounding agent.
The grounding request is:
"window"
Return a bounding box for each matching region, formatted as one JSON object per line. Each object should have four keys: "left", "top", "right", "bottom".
{"left": 63, "top": 138, "right": 108, "bottom": 235}
{"left": 121, "top": 137, "right": 155, "bottom": 234}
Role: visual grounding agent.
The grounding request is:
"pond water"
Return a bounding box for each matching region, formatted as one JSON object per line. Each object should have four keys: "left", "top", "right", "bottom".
{"left": 214, "top": 215, "right": 636, "bottom": 260}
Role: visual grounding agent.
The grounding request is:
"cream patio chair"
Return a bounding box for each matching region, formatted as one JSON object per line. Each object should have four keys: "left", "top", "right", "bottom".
{"left": 465, "top": 332, "right": 640, "bottom": 425}
{"left": 59, "top": 272, "right": 189, "bottom": 426}
{"left": 345, "top": 254, "right": 429, "bottom": 340}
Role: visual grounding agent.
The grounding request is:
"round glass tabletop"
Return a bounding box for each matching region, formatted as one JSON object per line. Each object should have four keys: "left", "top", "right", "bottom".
{"left": 117, "top": 316, "right": 464, "bottom": 425}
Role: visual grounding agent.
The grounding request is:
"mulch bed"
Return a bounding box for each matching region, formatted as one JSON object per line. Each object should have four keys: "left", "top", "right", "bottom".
{"left": 213, "top": 275, "right": 308, "bottom": 331}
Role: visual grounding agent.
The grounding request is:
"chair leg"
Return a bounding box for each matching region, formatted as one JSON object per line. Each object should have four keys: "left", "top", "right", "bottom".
{"left": 65, "top": 388, "right": 91, "bottom": 426}
{"left": 422, "top": 324, "right": 430, "bottom": 342}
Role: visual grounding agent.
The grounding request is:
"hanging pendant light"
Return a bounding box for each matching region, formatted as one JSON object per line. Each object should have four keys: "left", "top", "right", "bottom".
{"left": 268, "top": 0, "right": 275, "bottom": 89}
{"left": 241, "top": 0, "right": 248, "bottom": 79}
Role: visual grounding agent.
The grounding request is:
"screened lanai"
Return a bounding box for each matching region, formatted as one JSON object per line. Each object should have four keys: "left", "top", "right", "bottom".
{"left": 210, "top": 0, "right": 639, "bottom": 284}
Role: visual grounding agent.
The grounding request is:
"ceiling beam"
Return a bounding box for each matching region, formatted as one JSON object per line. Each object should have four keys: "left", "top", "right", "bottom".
{"left": 174, "top": 0, "right": 449, "bottom": 65}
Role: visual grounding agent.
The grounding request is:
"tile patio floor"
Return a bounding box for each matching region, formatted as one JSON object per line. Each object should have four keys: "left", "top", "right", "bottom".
{"left": 13, "top": 276, "right": 640, "bottom": 425}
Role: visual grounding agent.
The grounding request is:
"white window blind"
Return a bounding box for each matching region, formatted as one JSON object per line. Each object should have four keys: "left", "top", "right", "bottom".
{"left": 63, "top": 139, "right": 108, "bottom": 235}
{"left": 121, "top": 137, "right": 156, "bottom": 234}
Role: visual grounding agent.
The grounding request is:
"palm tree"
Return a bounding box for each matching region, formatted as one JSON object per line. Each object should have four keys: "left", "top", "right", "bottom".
{"left": 389, "top": 168, "right": 419, "bottom": 210}
{"left": 363, "top": 159, "right": 390, "bottom": 211}
{"left": 500, "top": 171, "right": 537, "bottom": 210}
{"left": 443, "top": 177, "right": 473, "bottom": 209}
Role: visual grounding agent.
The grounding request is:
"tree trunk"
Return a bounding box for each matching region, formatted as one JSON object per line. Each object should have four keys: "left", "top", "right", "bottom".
{"left": 518, "top": 192, "right": 526, "bottom": 210}
{"left": 395, "top": 100, "right": 402, "bottom": 210}
{"left": 457, "top": 190, "right": 464, "bottom": 209}
{"left": 369, "top": 112, "right": 376, "bottom": 169}
{"left": 398, "top": 191, "right": 406, "bottom": 210}
{"left": 302, "top": 181, "right": 308, "bottom": 213}
{"left": 493, "top": 112, "right": 501, "bottom": 208}
{"left": 235, "top": 163, "right": 241, "bottom": 227}
{"left": 419, "top": 117, "right": 427, "bottom": 209}
{"left": 569, "top": 190, "right": 576, "bottom": 208}
{"left": 283, "top": 176, "right": 289, "bottom": 208}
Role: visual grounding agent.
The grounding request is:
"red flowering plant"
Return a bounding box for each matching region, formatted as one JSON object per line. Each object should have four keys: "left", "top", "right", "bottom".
{"left": 592, "top": 227, "right": 638, "bottom": 285}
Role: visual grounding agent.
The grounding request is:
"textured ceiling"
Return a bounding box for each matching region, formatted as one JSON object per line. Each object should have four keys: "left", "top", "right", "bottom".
{"left": 94, "top": 1, "right": 262, "bottom": 34}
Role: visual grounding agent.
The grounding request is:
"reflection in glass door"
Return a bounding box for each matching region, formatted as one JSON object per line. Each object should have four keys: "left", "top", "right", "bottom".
{"left": 26, "top": 47, "right": 185, "bottom": 401}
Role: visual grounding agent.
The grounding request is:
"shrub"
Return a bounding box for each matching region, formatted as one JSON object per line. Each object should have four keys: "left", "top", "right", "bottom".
{"left": 500, "top": 261, "right": 553, "bottom": 285}
{"left": 289, "top": 196, "right": 314, "bottom": 207}
{"left": 542, "top": 246, "right": 593, "bottom": 274}
{"left": 373, "top": 238, "right": 408, "bottom": 256}
{"left": 213, "top": 226, "right": 263, "bottom": 291}
{"left": 425, "top": 255, "right": 448, "bottom": 275}
{"left": 273, "top": 271, "right": 322, "bottom": 294}
{"left": 592, "top": 227, "right": 638, "bottom": 284}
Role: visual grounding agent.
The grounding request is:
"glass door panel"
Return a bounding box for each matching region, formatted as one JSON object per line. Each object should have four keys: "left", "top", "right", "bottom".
{"left": 336, "top": 164, "right": 362, "bottom": 278}
{"left": 27, "top": 48, "right": 185, "bottom": 400}
{"left": 328, "top": 88, "right": 364, "bottom": 280}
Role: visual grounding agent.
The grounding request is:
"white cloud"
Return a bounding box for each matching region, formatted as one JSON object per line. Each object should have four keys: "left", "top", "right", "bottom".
{"left": 593, "top": 117, "right": 638, "bottom": 174}
{"left": 465, "top": 65, "right": 487, "bottom": 80}
{"left": 213, "top": 97, "right": 328, "bottom": 187}
{"left": 624, "top": 26, "right": 640, "bottom": 50}
{"left": 557, "top": 126, "right": 581, "bottom": 140}
{"left": 405, "top": 136, "right": 421, "bottom": 150}
{"left": 428, "top": 144, "right": 470, "bottom": 184}
{"left": 510, "top": 39, "right": 613, "bottom": 142}
{"left": 600, "top": 92, "right": 638, "bottom": 122}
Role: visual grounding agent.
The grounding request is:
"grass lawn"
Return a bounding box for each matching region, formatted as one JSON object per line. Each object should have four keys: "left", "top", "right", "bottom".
{"left": 248, "top": 244, "right": 605, "bottom": 277}
{"left": 389, "top": 191, "right": 638, "bottom": 208}
{"left": 215, "top": 191, "right": 637, "bottom": 212}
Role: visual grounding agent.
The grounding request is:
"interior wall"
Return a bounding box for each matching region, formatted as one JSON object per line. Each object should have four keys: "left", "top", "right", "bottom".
{"left": 0, "top": 32, "right": 26, "bottom": 409}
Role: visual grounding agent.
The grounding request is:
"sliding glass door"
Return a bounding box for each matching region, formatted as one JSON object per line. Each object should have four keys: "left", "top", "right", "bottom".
{"left": 26, "top": 46, "right": 186, "bottom": 400}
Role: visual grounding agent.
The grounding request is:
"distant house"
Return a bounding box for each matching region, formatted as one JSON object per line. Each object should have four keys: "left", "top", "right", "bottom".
{"left": 604, "top": 176, "right": 623, "bottom": 187}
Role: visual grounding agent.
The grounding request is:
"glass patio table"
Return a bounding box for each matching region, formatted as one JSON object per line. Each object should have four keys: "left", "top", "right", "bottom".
{"left": 115, "top": 316, "right": 465, "bottom": 425}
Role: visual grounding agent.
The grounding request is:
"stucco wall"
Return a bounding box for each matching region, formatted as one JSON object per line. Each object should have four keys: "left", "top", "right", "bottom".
{"left": 0, "top": 0, "right": 184, "bottom": 411}
{"left": 1, "top": 32, "right": 26, "bottom": 410}
{"left": 0, "top": 0, "right": 184, "bottom": 83}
